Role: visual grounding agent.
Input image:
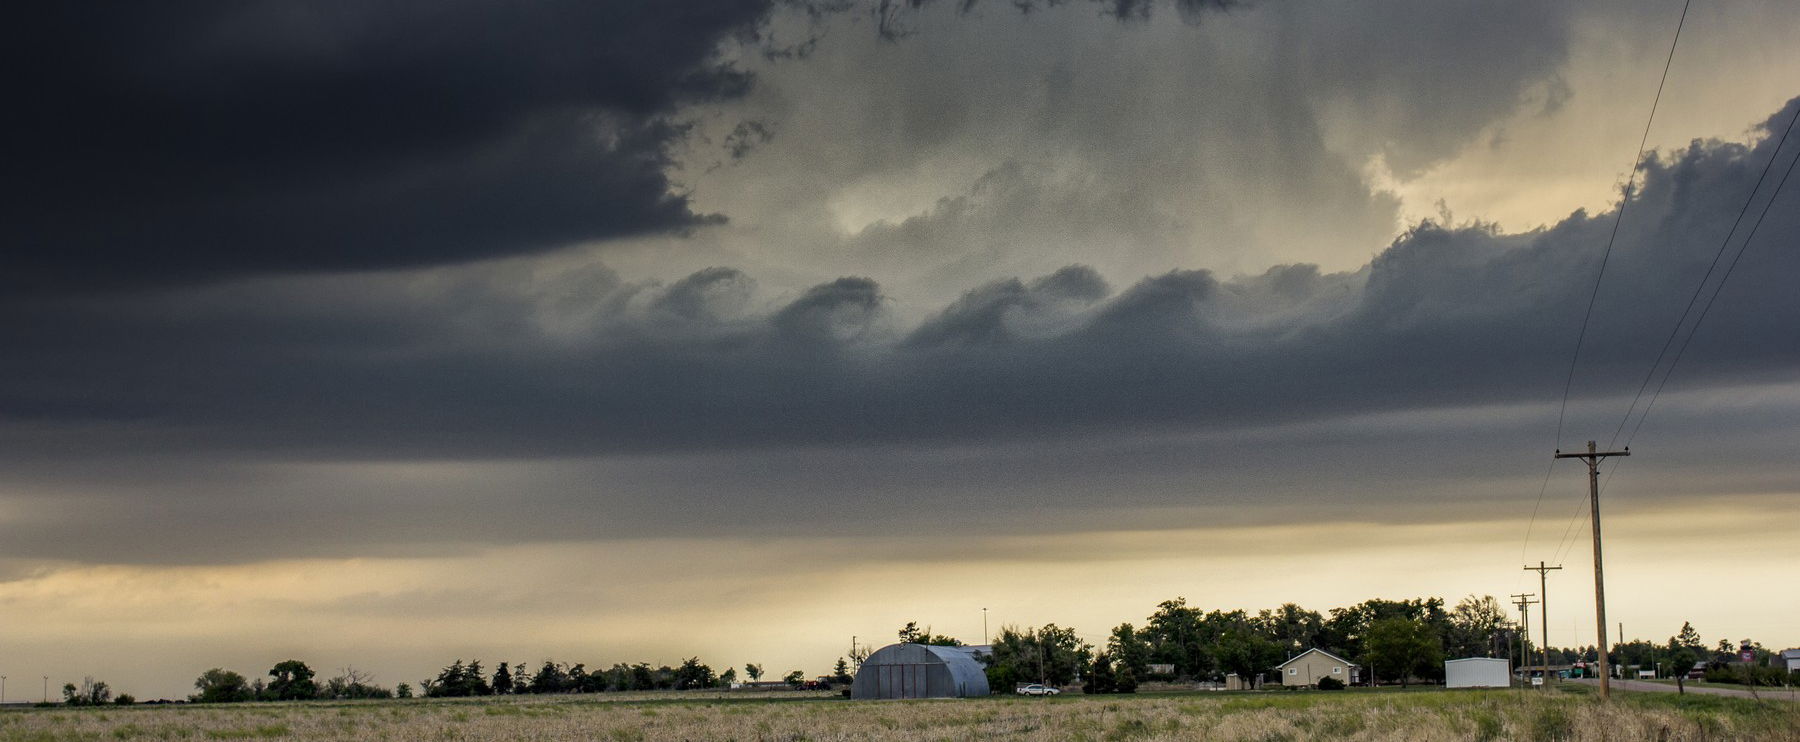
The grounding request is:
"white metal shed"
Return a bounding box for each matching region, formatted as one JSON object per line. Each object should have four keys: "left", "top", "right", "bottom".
{"left": 1444, "top": 657, "right": 1511, "bottom": 688}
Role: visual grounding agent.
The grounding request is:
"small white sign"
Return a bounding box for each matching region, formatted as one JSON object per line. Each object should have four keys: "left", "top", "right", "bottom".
{"left": 1531, "top": 677, "right": 1544, "bottom": 687}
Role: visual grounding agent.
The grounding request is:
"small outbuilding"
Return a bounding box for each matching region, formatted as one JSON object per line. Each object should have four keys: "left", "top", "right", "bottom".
{"left": 851, "top": 643, "right": 991, "bottom": 699}
{"left": 1777, "top": 649, "right": 1800, "bottom": 673}
{"left": 1444, "top": 657, "right": 1511, "bottom": 688}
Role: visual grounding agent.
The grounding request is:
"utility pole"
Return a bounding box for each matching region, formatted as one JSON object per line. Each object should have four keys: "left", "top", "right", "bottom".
{"left": 43, "top": 676, "right": 49, "bottom": 704}
{"left": 851, "top": 636, "right": 858, "bottom": 672}
{"left": 1524, "top": 561, "right": 1563, "bottom": 689}
{"left": 1555, "top": 440, "right": 1629, "bottom": 699}
{"left": 1511, "top": 593, "right": 1538, "bottom": 686}
{"left": 982, "top": 608, "right": 989, "bottom": 645}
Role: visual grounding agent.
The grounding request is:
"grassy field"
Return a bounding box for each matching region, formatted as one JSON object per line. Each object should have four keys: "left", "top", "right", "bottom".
{"left": 1, "top": 686, "right": 1796, "bottom": 741}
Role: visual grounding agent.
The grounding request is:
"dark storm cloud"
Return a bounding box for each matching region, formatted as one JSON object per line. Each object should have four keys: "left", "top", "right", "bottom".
{"left": 2, "top": 97, "right": 1797, "bottom": 462}
{"left": 0, "top": 0, "right": 773, "bottom": 292}
{"left": 2, "top": 97, "right": 1798, "bottom": 565}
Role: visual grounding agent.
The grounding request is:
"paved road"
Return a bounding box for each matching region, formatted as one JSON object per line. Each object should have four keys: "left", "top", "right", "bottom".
{"left": 1571, "top": 677, "right": 1800, "bottom": 701}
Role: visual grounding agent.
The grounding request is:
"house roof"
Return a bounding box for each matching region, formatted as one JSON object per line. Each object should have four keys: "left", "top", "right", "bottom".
{"left": 1276, "top": 647, "right": 1359, "bottom": 669}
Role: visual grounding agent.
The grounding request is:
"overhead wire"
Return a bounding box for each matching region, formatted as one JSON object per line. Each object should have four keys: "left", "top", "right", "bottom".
{"left": 1603, "top": 103, "right": 1800, "bottom": 453}
{"left": 1619, "top": 111, "right": 1800, "bottom": 449}
{"left": 1520, "top": 0, "right": 1690, "bottom": 564}
{"left": 1545, "top": 106, "right": 1800, "bottom": 569}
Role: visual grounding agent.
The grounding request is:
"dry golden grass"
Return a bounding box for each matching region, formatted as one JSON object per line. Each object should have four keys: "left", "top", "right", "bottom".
{"left": 1, "top": 687, "right": 1795, "bottom": 741}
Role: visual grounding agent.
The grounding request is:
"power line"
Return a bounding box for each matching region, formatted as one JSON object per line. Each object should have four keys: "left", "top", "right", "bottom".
{"left": 1522, "top": 0, "right": 1690, "bottom": 561}
{"left": 1548, "top": 130, "right": 1800, "bottom": 571}
{"left": 1621, "top": 114, "right": 1800, "bottom": 448}
{"left": 1604, "top": 103, "right": 1800, "bottom": 452}
{"left": 1546, "top": 22, "right": 1799, "bottom": 577}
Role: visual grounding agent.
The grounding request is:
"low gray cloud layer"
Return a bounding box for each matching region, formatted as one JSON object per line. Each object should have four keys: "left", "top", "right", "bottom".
{"left": 3, "top": 98, "right": 1796, "bottom": 464}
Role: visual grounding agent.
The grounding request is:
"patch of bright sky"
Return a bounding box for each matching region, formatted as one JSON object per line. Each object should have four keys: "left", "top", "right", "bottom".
{"left": 1377, "top": 1, "right": 1800, "bottom": 235}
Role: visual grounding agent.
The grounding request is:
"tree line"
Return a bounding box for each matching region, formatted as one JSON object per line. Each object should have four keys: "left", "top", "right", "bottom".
{"left": 954, "top": 596, "right": 1796, "bottom": 694}
{"left": 966, "top": 594, "right": 1516, "bottom": 692}
{"left": 191, "top": 662, "right": 396, "bottom": 702}
{"left": 180, "top": 656, "right": 834, "bottom": 703}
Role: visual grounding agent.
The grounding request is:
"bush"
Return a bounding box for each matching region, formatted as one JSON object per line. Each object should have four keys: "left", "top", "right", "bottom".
{"left": 114, "top": 694, "right": 136, "bottom": 705}
{"left": 1704, "top": 664, "right": 1797, "bottom": 686}
{"left": 1316, "top": 677, "right": 1345, "bottom": 691}
{"left": 1115, "top": 668, "right": 1138, "bottom": 694}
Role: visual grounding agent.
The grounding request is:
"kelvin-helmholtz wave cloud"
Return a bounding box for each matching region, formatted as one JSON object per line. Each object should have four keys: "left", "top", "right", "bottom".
{"left": 4, "top": 97, "right": 1797, "bottom": 459}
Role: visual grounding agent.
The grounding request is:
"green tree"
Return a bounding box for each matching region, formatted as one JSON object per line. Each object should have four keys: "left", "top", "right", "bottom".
{"left": 1324, "top": 597, "right": 1448, "bottom": 665}
{"left": 1115, "top": 666, "right": 1138, "bottom": 693}
{"left": 266, "top": 660, "right": 318, "bottom": 701}
{"left": 467, "top": 660, "right": 491, "bottom": 696}
{"left": 1447, "top": 595, "right": 1512, "bottom": 658}
{"left": 1143, "top": 598, "right": 1210, "bottom": 678}
{"left": 395, "top": 683, "right": 413, "bottom": 699}
{"left": 1663, "top": 645, "right": 1697, "bottom": 694}
{"left": 719, "top": 667, "right": 737, "bottom": 685}
{"left": 491, "top": 662, "right": 512, "bottom": 695}
{"left": 832, "top": 657, "right": 852, "bottom": 683}
{"left": 1363, "top": 617, "right": 1442, "bottom": 687}
{"left": 782, "top": 670, "right": 805, "bottom": 686}
{"left": 983, "top": 624, "right": 1092, "bottom": 689}
{"left": 1083, "top": 653, "right": 1117, "bottom": 694}
{"left": 1254, "top": 603, "right": 1326, "bottom": 657}
{"left": 744, "top": 663, "right": 763, "bottom": 683}
{"left": 1674, "top": 622, "right": 1703, "bottom": 651}
{"left": 673, "top": 658, "right": 715, "bottom": 690}
{"left": 323, "top": 667, "right": 390, "bottom": 699}
{"left": 62, "top": 677, "right": 113, "bottom": 707}
{"left": 529, "top": 661, "right": 568, "bottom": 694}
{"left": 192, "top": 668, "right": 253, "bottom": 703}
{"left": 1107, "top": 623, "right": 1152, "bottom": 678}
{"left": 426, "top": 659, "right": 491, "bottom": 697}
{"left": 570, "top": 663, "right": 602, "bottom": 693}
{"left": 896, "top": 620, "right": 962, "bottom": 646}
{"left": 1215, "top": 625, "right": 1283, "bottom": 688}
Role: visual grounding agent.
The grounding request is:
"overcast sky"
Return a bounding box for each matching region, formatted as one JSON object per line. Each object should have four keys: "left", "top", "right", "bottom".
{"left": 4, "top": 0, "right": 1800, "bottom": 699}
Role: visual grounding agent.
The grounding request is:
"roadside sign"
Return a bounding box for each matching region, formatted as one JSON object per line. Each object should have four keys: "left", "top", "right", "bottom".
{"left": 1531, "top": 677, "right": 1544, "bottom": 687}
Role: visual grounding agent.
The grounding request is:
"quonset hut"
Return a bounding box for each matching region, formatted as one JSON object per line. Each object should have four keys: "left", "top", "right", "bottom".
{"left": 851, "top": 643, "right": 991, "bottom": 699}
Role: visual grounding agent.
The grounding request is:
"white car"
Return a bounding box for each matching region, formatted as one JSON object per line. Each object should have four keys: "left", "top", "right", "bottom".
{"left": 1016, "top": 684, "right": 1060, "bottom": 696}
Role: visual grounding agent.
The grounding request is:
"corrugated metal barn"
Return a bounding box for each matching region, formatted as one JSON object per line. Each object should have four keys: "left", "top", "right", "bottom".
{"left": 851, "top": 643, "right": 991, "bottom": 699}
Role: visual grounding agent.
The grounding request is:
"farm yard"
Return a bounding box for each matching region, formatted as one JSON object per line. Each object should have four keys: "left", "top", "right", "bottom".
{"left": 1, "top": 687, "right": 1796, "bottom": 742}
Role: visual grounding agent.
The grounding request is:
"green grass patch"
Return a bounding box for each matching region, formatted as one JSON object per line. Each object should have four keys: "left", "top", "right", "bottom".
{"left": 203, "top": 724, "right": 289, "bottom": 739}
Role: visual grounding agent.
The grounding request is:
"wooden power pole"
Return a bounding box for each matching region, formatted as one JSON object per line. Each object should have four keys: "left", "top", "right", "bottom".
{"left": 1524, "top": 561, "right": 1562, "bottom": 689}
{"left": 1555, "top": 440, "right": 1629, "bottom": 699}
{"left": 1511, "top": 593, "right": 1537, "bottom": 685}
